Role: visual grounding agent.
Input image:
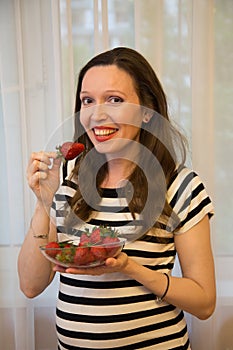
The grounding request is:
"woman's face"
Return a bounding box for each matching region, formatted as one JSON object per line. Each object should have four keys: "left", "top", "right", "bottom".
{"left": 79, "top": 65, "right": 144, "bottom": 157}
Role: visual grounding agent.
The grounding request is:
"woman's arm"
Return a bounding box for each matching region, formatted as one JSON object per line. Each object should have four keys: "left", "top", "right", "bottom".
{"left": 18, "top": 202, "right": 57, "bottom": 298}
{"left": 122, "top": 214, "right": 216, "bottom": 319}
{"left": 18, "top": 151, "right": 61, "bottom": 298}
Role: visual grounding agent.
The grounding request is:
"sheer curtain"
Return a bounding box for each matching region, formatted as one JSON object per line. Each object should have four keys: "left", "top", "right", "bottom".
{"left": 0, "top": 0, "right": 232, "bottom": 349}
{"left": 0, "top": 1, "right": 62, "bottom": 349}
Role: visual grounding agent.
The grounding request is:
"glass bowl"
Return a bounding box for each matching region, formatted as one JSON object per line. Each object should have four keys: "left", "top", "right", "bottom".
{"left": 40, "top": 238, "right": 126, "bottom": 268}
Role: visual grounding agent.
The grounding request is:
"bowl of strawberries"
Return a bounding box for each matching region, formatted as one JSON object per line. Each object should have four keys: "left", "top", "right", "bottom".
{"left": 40, "top": 226, "right": 126, "bottom": 268}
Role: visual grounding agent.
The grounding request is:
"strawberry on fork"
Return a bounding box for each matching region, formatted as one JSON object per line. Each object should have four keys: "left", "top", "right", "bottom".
{"left": 56, "top": 142, "right": 85, "bottom": 162}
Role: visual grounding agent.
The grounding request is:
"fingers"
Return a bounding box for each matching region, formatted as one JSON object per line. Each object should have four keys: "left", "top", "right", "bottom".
{"left": 27, "top": 154, "right": 47, "bottom": 187}
{"left": 53, "top": 265, "right": 66, "bottom": 273}
{"left": 27, "top": 151, "right": 61, "bottom": 193}
{"left": 61, "top": 253, "right": 129, "bottom": 275}
{"left": 28, "top": 152, "right": 58, "bottom": 176}
{"left": 30, "top": 159, "right": 50, "bottom": 175}
{"left": 105, "top": 252, "right": 128, "bottom": 268}
{"left": 29, "top": 151, "right": 58, "bottom": 167}
{"left": 63, "top": 265, "right": 107, "bottom": 275}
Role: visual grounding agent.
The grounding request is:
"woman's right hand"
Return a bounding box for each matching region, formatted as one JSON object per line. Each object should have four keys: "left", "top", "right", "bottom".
{"left": 27, "top": 151, "right": 62, "bottom": 207}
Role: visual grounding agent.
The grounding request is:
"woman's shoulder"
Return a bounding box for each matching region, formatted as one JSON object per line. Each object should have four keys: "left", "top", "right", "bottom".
{"left": 167, "top": 164, "right": 213, "bottom": 210}
{"left": 167, "top": 165, "right": 214, "bottom": 233}
{"left": 168, "top": 165, "right": 198, "bottom": 193}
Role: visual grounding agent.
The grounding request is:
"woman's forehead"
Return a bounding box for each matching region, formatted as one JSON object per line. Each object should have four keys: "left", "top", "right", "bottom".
{"left": 81, "top": 65, "right": 138, "bottom": 98}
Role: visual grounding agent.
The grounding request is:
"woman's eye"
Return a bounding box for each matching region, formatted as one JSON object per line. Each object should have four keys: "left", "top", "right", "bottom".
{"left": 81, "top": 97, "right": 93, "bottom": 105}
{"left": 108, "top": 96, "right": 123, "bottom": 104}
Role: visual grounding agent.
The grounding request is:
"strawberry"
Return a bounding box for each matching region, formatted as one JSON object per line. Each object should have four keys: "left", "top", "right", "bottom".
{"left": 102, "top": 236, "right": 120, "bottom": 244}
{"left": 102, "top": 236, "right": 120, "bottom": 257}
{"left": 45, "top": 242, "right": 61, "bottom": 258}
{"left": 90, "top": 246, "right": 107, "bottom": 261}
{"left": 79, "top": 232, "right": 90, "bottom": 246}
{"left": 85, "top": 250, "right": 96, "bottom": 264}
{"left": 56, "top": 142, "right": 85, "bottom": 161}
{"left": 74, "top": 247, "right": 95, "bottom": 265}
{"left": 89, "top": 228, "right": 101, "bottom": 244}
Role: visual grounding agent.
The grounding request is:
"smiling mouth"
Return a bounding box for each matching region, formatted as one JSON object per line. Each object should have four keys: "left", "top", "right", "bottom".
{"left": 93, "top": 127, "right": 118, "bottom": 136}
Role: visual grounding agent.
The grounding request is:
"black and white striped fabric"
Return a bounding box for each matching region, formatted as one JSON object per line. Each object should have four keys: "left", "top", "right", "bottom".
{"left": 51, "top": 166, "right": 214, "bottom": 350}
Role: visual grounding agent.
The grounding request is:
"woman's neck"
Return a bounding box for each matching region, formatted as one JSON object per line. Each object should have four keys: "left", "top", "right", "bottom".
{"left": 101, "top": 158, "right": 136, "bottom": 188}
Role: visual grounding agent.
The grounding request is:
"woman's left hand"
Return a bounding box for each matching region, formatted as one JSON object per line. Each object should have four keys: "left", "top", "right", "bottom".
{"left": 53, "top": 252, "right": 129, "bottom": 275}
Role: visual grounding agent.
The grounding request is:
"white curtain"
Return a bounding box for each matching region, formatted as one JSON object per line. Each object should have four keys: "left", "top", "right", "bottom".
{"left": 0, "top": 0, "right": 232, "bottom": 349}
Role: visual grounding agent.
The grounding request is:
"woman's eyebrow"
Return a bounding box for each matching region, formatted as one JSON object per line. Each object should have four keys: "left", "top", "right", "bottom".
{"left": 80, "top": 89, "right": 127, "bottom": 96}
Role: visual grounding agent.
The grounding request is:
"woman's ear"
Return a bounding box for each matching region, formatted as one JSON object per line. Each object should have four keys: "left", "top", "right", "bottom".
{"left": 142, "top": 110, "right": 153, "bottom": 123}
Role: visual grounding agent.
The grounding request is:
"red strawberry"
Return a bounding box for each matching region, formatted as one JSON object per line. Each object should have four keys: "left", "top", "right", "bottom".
{"left": 74, "top": 247, "right": 95, "bottom": 265}
{"left": 89, "top": 228, "right": 101, "bottom": 244}
{"left": 90, "top": 246, "right": 107, "bottom": 261}
{"left": 45, "top": 242, "right": 61, "bottom": 258}
{"left": 56, "top": 142, "right": 85, "bottom": 161}
{"left": 79, "top": 232, "right": 90, "bottom": 246}
{"left": 85, "top": 250, "right": 96, "bottom": 264}
{"left": 102, "top": 236, "right": 120, "bottom": 257}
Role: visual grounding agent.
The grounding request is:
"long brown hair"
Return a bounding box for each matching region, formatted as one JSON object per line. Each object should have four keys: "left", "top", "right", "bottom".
{"left": 67, "top": 47, "right": 187, "bottom": 233}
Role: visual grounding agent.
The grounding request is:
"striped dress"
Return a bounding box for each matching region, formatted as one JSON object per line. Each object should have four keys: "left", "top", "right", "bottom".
{"left": 51, "top": 166, "right": 214, "bottom": 350}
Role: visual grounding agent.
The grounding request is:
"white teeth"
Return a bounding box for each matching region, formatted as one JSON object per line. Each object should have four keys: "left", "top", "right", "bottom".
{"left": 94, "top": 128, "right": 117, "bottom": 136}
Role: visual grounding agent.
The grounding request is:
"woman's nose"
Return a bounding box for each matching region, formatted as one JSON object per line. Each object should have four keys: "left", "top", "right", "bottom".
{"left": 81, "top": 104, "right": 111, "bottom": 124}
{"left": 91, "top": 103, "right": 109, "bottom": 121}
{"left": 91, "top": 104, "right": 107, "bottom": 121}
